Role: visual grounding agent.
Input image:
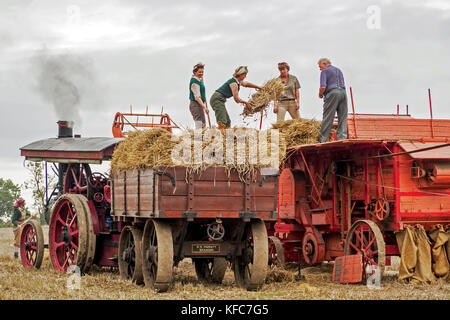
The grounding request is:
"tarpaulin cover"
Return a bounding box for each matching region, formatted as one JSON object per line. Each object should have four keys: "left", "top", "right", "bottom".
{"left": 396, "top": 226, "right": 449, "bottom": 283}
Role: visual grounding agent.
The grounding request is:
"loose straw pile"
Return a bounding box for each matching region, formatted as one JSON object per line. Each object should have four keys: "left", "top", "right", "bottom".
{"left": 111, "top": 128, "right": 287, "bottom": 180}
{"left": 242, "top": 78, "right": 285, "bottom": 117}
{"left": 272, "top": 119, "right": 322, "bottom": 148}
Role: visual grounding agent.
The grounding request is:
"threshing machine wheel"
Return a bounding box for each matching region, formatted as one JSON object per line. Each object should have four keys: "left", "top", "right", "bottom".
{"left": 49, "top": 194, "right": 92, "bottom": 272}
{"left": 374, "top": 198, "right": 390, "bottom": 221}
{"left": 118, "top": 226, "right": 144, "bottom": 284}
{"left": 344, "top": 219, "right": 386, "bottom": 283}
{"left": 193, "top": 258, "right": 227, "bottom": 284}
{"left": 63, "top": 164, "right": 92, "bottom": 197}
{"left": 268, "top": 236, "right": 285, "bottom": 269}
{"left": 233, "top": 219, "right": 268, "bottom": 291}
{"left": 20, "top": 220, "right": 44, "bottom": 269}
{"left": 142, "top": 219, "right": 174, "bottom": 292}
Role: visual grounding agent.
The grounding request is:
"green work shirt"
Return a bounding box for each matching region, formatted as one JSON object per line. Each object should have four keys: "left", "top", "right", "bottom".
{"left": 216, "top": 78, "right": 240, "bottom": 99}
{"left": 278, "top": 74, "right": 301, "bottom": 101}
{"left": 189, "top": 77, "right": 206, "bottom": 102}
{"left": 11, "top": 208, "right": 30, "bottom": 226}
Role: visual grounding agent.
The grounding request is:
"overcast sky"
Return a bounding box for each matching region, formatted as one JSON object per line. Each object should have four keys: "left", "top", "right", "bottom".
{"left": 0, "top": 0, "right": 449, "bottom": 206}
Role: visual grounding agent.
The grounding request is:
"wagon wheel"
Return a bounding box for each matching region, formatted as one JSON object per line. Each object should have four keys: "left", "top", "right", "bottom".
{"left": 63, "top": 164, "right": 92, "bottom": 197}
{"left": 193, "top": 258, "right": 227, "bottom": 284}
{"left": 119, "top": 226, "right": 144, "bottom": 284}
{"left": 142, "top": 220, "right": 173, "bottom": 292}
{"left": 344, "top": 219, "right": 385, "bottom": 283}
{"left": 233, "top": 219, "right": 268, "bottom": 291}
{"left": 49, "top": 194, "right": 90, "bottom": 272}
{"left": 20, "top": 220, "right": 44, "bottom": 269}
{"left": 268, "top": 236, "right": 285, "bottom": 269}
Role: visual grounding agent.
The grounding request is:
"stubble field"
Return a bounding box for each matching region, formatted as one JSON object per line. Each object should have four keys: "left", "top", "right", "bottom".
{"left": 0, "top": 227, "right": 448, "bottom": 300}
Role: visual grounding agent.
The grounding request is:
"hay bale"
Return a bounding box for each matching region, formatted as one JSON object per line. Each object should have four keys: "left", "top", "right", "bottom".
{"left": 242, "top": 78, "right": 285, "bottom": 117}
{"left": 272, "top": 118, "right": 322, "bottom": 148}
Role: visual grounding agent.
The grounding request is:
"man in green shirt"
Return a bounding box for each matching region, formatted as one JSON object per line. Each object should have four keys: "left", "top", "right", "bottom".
{"left": 210, "top": 66, "right": 261, "bottom": 129}
{"left": 273, "top": 62, "right": 301, "bottom": 123}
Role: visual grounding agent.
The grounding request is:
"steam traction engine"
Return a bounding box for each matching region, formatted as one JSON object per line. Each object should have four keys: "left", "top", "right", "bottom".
{"left": 269, "top": 114, "right": 450, "bottom": 282}
{"left": 19, "top": 117, "right": 278, "bottom": 292}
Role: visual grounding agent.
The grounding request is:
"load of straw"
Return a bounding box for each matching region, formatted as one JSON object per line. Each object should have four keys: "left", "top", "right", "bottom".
{"left": 272, "top": 118, "right": 322, "bottom": 149}
{"left": 242, "top": 78, "right": 285, "bottom": 117}
{"left": 111, "top": 128, "right": 178, "bottom": 171}
{"left": 111, "top": 127, "right": 287, "bottom": 180}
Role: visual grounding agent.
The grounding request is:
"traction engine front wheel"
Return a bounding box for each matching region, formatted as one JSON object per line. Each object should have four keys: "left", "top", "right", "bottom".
{"left": 20, "top": 220, "right": 44, "bottom": 269}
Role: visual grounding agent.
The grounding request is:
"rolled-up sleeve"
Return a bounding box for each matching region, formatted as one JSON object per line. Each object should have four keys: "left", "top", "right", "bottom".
{"left": 191, "top": 83, "right": 201, "bottom": 100}
{"left": 320, "top": 71, "right": 327, "bottom": 88}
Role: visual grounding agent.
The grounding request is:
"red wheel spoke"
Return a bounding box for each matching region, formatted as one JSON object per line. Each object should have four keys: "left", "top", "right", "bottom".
{"left": 68, "top": 213, "right": 77, "bottom": 228}
{"left": 70, "top": 230, "right": 79, "bottom": 237}
{"left": 70, "top": 241, "right": 78, "bottom": 251}
{"left": 30, "top": 245, "right": 37, "bottom": 250}
{"left": 349, "top": 242, "right": 361, "bottom": 253}
{"left": 55, "top": 241, "right": 65, "bottom": 248}
{"left": 364, "top": 237, "right": 376, "bottom": 252}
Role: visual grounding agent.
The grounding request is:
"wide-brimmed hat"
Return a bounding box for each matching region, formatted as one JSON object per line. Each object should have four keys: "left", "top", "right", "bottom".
{"left": 13, "top": 197, "right": 25, "bottom": 208}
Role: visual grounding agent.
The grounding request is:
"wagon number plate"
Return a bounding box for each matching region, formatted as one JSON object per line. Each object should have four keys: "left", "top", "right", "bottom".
{"left": 192, "top": 244, "right": 220, "bottom": 254}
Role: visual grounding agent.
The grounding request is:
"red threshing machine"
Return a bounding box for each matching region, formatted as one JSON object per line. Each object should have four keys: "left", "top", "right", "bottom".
{"left": 268, "top": 112, "right": 450, "bottom": 282}
{"left": 18, "top": 113, "right": 278, "bottom": 292}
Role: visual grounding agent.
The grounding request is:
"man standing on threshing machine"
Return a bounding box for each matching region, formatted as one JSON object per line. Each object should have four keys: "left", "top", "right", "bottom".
{"left": 274, "top": 62, "right": 301, "bottom": 123}
{"left": 189, "top": 62, "right": 210, "bottom": 129}
{"left": 11, "top": 197, "right": 31, "bottom": 259}
{"left": 317, "top": 58, "right": 348, "bottom": 142}
{"left": 210, "top": 66, "right": 261, "bottom": 129}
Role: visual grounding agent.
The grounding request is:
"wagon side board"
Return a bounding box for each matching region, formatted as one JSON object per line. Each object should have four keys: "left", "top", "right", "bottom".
{"left": 111, "top": 166, "right": 278, "bottom": 221}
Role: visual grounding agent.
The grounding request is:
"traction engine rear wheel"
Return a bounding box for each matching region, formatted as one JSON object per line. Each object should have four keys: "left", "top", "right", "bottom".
{"left": 49, "top": 194, "right": 90, "bottom": 272}
{"left": 268, "top": 236, "right": 285, "bottom": 269}
{"left": 194, "top": 258, "right": 227, "bottom": 284}
{"left": 233, "top": 219, "right": 268, "bottom": 291}
{"left": 118, "top": 226, "right": 144, "bottom": 284}
{"left": 142, "top": 220, "right": 173, "bottom": 292}
{"left": 20, "top": 220, "right": 44, "bottom": 269}
{"left": 344, "top": 219, "right": 386, "bottom": 283}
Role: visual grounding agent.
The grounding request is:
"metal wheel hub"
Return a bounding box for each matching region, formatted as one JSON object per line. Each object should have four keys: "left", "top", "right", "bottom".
{"left": 60, "top": 225, "right": 71, "bottom": 246}
{"left": 207, "top": 222, "right": 225, "bottom": 241}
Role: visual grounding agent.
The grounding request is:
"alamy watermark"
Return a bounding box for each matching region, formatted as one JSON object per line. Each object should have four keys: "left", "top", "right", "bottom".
{"left": 367, "top": 5, "right": 381, "bottom": 30}
{"left": 171, "top": 128, "right": 281, "bottom": 168}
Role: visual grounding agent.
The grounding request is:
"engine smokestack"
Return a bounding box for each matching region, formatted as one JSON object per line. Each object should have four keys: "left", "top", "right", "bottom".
{"left": 57, "top": 121, "right": 73, "bottom": 138}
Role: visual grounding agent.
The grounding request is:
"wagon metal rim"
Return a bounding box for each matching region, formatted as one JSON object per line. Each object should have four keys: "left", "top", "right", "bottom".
{"left": 233, "top": 219, "right": 268, "bottom": 291}
{"left": 118, "top": 225, "right": 144, "bottom": 284}
{"left": 142, "top": 219, "right": 173, "bottom": 292}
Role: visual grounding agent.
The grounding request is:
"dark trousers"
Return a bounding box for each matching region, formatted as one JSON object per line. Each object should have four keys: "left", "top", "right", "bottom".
{"left": 319, "top": 88, "right": 348, "bottom": 142}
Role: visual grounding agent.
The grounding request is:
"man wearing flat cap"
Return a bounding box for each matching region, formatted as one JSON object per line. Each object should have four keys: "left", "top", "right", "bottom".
{"left": 317, "top": 58, "right": 348, "bottom": 142}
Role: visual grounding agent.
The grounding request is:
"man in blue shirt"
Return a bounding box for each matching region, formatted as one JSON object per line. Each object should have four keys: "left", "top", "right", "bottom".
{"left": 317, "top": 58, "right": 348, "bottom": 142}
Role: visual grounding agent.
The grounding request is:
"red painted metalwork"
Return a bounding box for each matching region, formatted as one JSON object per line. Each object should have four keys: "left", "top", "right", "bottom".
{"left": 349, "top": 87, "right": 357, "bottom": 138}
{"left": 112, "top": 110, "right": 179, "bottom": 138}
{"left": 271, "top": 111, "right": 450, "bottom": 275}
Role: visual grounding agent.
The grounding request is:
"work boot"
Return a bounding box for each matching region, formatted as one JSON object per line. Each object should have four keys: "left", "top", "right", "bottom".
{"left": 14, "top": 252, "right": 18, "bottom": 259}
